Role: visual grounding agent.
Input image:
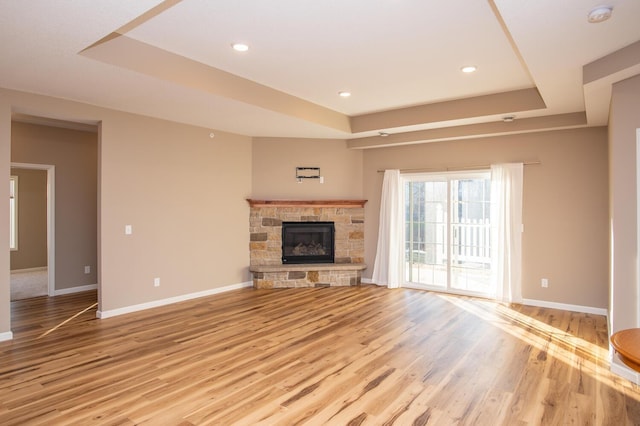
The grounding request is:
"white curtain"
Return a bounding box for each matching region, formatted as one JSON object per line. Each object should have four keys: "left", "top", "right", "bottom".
{"left": 490, "top": 163, "right": 523, "bottom": 303}
{"left": 372, "top": 169, "right": 403, "bottom": 288}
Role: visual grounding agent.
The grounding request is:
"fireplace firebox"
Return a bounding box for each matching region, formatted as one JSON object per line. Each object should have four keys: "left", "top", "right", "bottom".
{"left": 282, "top": 221, "right": 335, "bottom": 264}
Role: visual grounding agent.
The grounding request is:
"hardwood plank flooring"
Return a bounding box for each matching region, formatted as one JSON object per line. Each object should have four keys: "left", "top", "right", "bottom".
{"left": 1, "top": 286, "right": 639, "bottom": 425}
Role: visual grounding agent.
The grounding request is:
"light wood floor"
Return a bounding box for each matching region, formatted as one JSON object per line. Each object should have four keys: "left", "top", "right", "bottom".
{"left": 1, "top": 286, "right": 639, "bottom": 425}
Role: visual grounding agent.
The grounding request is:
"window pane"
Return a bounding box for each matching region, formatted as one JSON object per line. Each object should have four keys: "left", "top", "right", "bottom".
{"left": 404, "top": 179, "right": 446, "bottom": 288}
{"left": 450, "top": 177, "right": 492, "bottom": 293}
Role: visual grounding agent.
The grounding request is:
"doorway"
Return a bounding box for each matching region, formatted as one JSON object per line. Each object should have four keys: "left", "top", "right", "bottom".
{"left": 10, "top": 163, "right": 55, "bottom": 299}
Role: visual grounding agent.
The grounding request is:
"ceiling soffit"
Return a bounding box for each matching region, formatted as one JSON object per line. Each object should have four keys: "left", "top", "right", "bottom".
{"left": 72, "top": 1, "right": 640, "bottom": 147}
{"left": 81, "top": 35, "right": 351, "bottom": 133}
{"left": 350, "top": 88, "right": 545, "bottom": 133}
{"left": 347, "top": 112, "right": 587, "bottom": 149}
{"left": 77, "top": 0, "right": 553, "bottom": 144}
{"left": 583, "top": 40, "right": 640, "bottom": 126}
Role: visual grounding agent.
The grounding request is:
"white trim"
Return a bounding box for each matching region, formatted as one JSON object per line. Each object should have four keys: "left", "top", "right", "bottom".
{"left": 11, "top": 162, "right": 55, "bottom": 297}
{"left": 96, "top": 281, "right": 253, "bottom": 319}
{"left": 522, "top": 298, "right": 608, "bottom": 316}
{"left": 610, "top": 357, "right": 640, "bottom": 385}
{"left": 53, "top": 283, "right": 98, "bottom": 296}
{"left": 9, "top": 175, "right": 17, "bottom": 251}
{"left": 361, "top": 281, "right": 610, "bottom": 315}
{"left": 362, "top": 277, "right": 387, "bottom": 287}
{"left": 10, "top": 266, "right": 47, "bottom": 273}
{"left": 0, "top": 331, "right": 13, "bottom": 342}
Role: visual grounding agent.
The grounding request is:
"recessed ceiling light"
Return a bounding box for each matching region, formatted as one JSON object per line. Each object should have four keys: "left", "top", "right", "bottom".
{"left": 461, "top": 66, "right": 477, "bottom": 73}
{"left": 231, "top": 43, "right": 249, "bottom": 52}
{"left": 588, "top": 6, "right": 612, "bottom": 23}
{"left": 338, "top": 91, "right": 351, "bottom": 98}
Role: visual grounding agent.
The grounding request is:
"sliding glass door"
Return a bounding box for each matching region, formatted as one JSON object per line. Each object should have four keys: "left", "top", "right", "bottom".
{"left": 405, "top": 178, "right": 447, "bottom": 288}
{"left": 404, "top": 172, "right": 492, "bottom": 297}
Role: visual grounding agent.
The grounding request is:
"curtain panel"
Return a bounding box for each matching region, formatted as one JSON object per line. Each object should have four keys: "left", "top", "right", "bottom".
{"left": 372, "top": 169, "right": 403, "bottom": 288}
{"left": 490, "top": 163, "right": 524, "bottom": 303}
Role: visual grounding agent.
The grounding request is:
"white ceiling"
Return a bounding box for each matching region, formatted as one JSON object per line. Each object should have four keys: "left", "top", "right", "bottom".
{"left": 1, "top": 0, "right": 639, "bottom": 140}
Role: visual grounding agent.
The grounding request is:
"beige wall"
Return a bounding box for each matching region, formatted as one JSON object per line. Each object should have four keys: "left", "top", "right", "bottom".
{"left": 10, "top": 168, "right": 47, "bottom": 270}
{"left": 362, "top": 127, "right": 609, "bottom": 309}
{"left": 609, "top": 74, "right": 640, "bottom": 333}
{"left": 99, "top": 114, "right": 252, "bottom": 311}
{"left": 252, "top": 138, "right": 363, "bottom": 199}
{"left": 0, "top": 89, "right": 252, "bottom": 336}
{"left": 12, "top": 123, "right": 98, "bottom": 289}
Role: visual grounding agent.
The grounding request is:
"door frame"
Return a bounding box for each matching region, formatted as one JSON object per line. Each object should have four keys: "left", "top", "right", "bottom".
{"left": 11, "top": 162, "right": 55, "bottom": 296}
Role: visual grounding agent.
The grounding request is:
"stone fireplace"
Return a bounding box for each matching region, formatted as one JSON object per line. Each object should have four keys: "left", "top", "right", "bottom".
{"left": 247, "top": 199, "right": 367, "bottom": 288}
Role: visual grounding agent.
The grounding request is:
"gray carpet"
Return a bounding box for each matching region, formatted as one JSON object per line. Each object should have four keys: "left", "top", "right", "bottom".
{"left": 11, "top": 269, "right": 48, "bottom": 301}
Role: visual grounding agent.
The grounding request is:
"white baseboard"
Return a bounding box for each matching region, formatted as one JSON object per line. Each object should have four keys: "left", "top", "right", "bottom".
{"left": 0, "top": 331, "right": 14, "bottom": 342}
{"left": 522, "top": 298, "right": 607, "bottom": 316}
{"left": 363, "top": 281, "right": 608, "bottom": 316}
{"left": 361, "top": 277, "right": 387, "bottom": 287}
{"left": 610, "top": 359, "right": 640, "bottom": 385}
{"left": 96, "top": 281, "right": 253, "bottom": 319}
{"left": 53, "top": 284, "right": 98, "bottom": 296}
{"left": 10, "top": 266, "right": 47, "bottom": 273}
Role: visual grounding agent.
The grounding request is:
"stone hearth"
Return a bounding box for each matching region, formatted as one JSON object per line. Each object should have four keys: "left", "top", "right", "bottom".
{"left": 249, "top": 263, "right": 367, "bottom": 289}
{"left": 247, "top": 199, "right": 367, "bottom": 288}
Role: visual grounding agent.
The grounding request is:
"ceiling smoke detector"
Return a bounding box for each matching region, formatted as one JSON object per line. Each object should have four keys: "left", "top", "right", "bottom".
{"left": 588, "top": 6, "right": 612, "bottom": 23}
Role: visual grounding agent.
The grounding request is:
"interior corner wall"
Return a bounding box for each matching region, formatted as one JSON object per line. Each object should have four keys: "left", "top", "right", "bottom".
{"left": 12, "top": 123, "right": 98, "bottom": 289}
{"left": 609, "top": 74, "right": 640, "bottom": 334}
{"left": 9, "top": 168, "right": 47, "bottom": 270}
{"left": 362, "top": 127, "right": 609, "bottom": 309}
{"left": 251, "top": 137, "right": 363, "bottom": 199}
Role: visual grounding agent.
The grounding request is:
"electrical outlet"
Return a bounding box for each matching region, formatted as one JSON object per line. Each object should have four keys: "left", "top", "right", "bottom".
{"left": 541, "top": 278, "right": 549, "bottom": 288}
{"left": 125, "top": 225, "right": 133, "bottom": 235}
{"left": 154, "top": 277, "right": 160, "bottom": 287}
{"left": 84, "top": 265, "right": 91, "bottom": 274}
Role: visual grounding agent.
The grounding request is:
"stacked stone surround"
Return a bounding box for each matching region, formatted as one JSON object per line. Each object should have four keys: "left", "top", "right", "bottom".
{"left": 249, "top": 263, "right": 367, "bottom": 289}
{"left": 247, "top": 200, "right": 366, "bottom": 289}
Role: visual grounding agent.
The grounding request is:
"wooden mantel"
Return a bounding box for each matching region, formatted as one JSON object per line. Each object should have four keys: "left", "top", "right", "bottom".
{"left": 247, "top": 199, "right": 367, "bottom": 208}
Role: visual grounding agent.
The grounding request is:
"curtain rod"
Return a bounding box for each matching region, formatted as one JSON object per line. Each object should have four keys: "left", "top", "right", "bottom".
{"left": 376, "top": 160, "right": 541, "bottom": 174}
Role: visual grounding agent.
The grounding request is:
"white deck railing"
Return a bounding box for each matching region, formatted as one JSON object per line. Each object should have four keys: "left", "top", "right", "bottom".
{"left": 408, "top": 218, "right": 491, "bottom": 267}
